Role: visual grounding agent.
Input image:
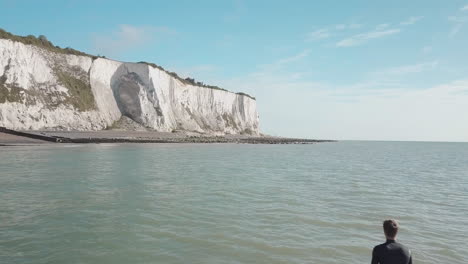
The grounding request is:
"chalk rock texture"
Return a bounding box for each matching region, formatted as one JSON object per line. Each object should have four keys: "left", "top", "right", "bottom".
{"left": 0, "top": 39, "right": 259, "bottom": 134}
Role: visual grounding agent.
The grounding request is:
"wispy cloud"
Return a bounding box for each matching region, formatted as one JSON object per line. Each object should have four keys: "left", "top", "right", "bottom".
{"left": 333, "top": 17, "right": 424, "bottom": 47}
{"left": 376, "top": 23, "right": 390, "bottom": 30}
{"left": 336, "top": 27, "right": 400, "bottom": 47}
{"left": 448, "top": 15, "right": 467, "bottom": 37}
{"left": 92, "top": 24, "right": 175, "bottom": 56}
{"left": 305, "top": 29, "right": 331, "bottom": 41}
{"left": 372, "top": 61, "right": 438, "bottom": 76}
{"left": 217, "top": 62, "right": 468, "bottom": 140}
{"left": 400, "top": 16, "right": 424, "bottom": 25}
{"left": 422, "top": 46, "right": 432, "bottom": 54}
{"left": 335, "top": 23, "right": 362, "bottom": 30}
{"left": 257, "top": 49, "right": 311, "bottom": 72}
{"left": 335, "top": 24, "right": 346, "bottom": 30}
{"left": 305, "top": 23, "right": 362, "bottom": 42}
{"left": 275, "top": 49, "right": 311, "bottom": 64}
{"left": 448, "top": 5, "right": 468, "bottom": 36}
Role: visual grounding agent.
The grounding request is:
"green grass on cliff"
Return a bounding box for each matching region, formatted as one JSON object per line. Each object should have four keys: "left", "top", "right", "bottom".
{"left": 0, "top": 83, "right": 23, "bottom": 104}
{"left": 0, "top": 54, "right": 96, "bottom": 111}
{"left": 0, "top": 28, "right": 93, "bottom": 57}
{"left": 138, "top": 61, "right": 255, "bottom": 99}
{"left": 138, "top": 61, "right": 229, "bottom": 91}
{"left": 56, "top": 71, "right": 96, "bottom": 111}
{"left": 0, "top": 27, "right": 255, "bottom": 100}
{"left": 139, "top": 61, "right": 228, "bottom": 92}
{"left": 0, "top": 60, "right": 24, "bottom": 104}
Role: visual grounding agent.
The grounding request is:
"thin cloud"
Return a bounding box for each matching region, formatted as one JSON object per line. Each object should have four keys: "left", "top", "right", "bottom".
{"left": 448, "top": 6, "right": 468, "bottom": 36}
{"left": 400, "top": 16, "right": 424, "bottom": 25}
{"left": 306, "top": 29, "right": 331, "bottom": 41}
{"left": 335, "top": 24, "right": 346, "bottom": 30}
{"left": 276, "top": 49, "right": 311, "bottom": 64}
{"left": 92, "top": 24, "right": 175, "bottom": 57}
{"left": 422, "top": 46, "right": 432, "bottom": 54}
{"left": 448, "top": 16, "right": 467, "bottom": 37}
{"left": 216, "top": 64, "right": 468, "bottom": 141}
{"left": 336, "top": 27, "right": 400, "bottom": 47}
{"left": 306, "top": 23, "right": 362, "bottom": 42}
{"left": 335, "top": 23, "right": 362, "bottom": 30}
{"left": 258, "top": 49, "right": 311, "bottom": 72}
{"left": 373, "top": 61, "right": 438, "bottom": 76}
{"left": 376, "top": 23, "right": 390, "bottom": 30}
{"left": 318, "top": 16, "right": 423, "bottom": 47}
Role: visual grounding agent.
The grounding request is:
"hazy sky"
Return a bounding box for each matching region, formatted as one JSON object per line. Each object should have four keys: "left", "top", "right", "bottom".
{"left": 1, "top": 0, "right": 468, "bottom": 141}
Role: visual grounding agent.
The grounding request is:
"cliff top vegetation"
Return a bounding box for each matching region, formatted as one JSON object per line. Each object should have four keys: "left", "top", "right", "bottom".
{"left": 0, "top": 28, "right": 255, "bottom": 100}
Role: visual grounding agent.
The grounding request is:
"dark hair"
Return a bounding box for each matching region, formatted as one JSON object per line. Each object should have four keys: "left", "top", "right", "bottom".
{"left": 383, "top": 219, "right": 399, "bottom": 238}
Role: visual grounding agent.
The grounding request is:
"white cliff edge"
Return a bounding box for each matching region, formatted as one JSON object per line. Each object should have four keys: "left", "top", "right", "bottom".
{"left": 0, "top": 39, "right": 259, "bottom": 135}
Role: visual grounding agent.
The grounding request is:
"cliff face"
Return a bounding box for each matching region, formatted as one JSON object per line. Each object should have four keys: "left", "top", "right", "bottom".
{"left": 0, "top": 38, "right": 259, "bottom": 134}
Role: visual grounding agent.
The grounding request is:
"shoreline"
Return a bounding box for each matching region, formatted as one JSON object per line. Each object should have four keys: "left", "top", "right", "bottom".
{"left": 0, "top": 127, "right": 335, "bottom": 145}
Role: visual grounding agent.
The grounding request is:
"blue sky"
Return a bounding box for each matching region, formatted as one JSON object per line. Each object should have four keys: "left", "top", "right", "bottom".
{"left": 1, "top": 0, "right": 468, "bottom": 141}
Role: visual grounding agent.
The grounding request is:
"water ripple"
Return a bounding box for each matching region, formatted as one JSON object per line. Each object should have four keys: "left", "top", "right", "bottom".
{"left": 1, "top": 142, "right": 467, "bottom": 263}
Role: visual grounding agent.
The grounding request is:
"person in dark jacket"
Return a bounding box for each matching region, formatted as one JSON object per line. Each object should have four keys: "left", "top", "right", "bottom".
{"left": 371, "top": 219, "right": 412, "bottom": 264}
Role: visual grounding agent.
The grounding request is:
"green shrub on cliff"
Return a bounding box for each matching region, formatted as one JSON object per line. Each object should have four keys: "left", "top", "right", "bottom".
{"left": 0, "top": 59, "right": 25, "bottom": 103}
{"left": 0, "top": 28, "right": 256, "bottom": 100}
{"left": 236, "top": 92, "right": 256, "bottom": 100}
{"left": 137, "top": 61, "right": 258, "bottom": 98}
{"left": 56, "top": 71, "right": 96, "bottom": 111}
{"left": 0, "top": 28, "right": 90, "bottom": 57}
{"left": 0, "top": 83, "right": 23, "bottom": 104}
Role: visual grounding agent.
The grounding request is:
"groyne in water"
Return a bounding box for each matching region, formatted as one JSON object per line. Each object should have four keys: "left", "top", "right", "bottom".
{"left": 0, "top": 126, "right": 63, "bottom": 142}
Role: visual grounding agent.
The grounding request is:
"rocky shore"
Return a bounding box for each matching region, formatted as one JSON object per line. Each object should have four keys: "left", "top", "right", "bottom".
{"left": 0, "top": 127, "right": 335, "bottom": 145}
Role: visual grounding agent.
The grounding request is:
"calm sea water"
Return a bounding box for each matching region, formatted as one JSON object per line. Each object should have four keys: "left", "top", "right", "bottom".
{"left": 0, "top": 141, "right": 467, "bottom": 264}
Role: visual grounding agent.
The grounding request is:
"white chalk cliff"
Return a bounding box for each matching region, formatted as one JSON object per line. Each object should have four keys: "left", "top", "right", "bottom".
{"left": 0, "top": 38, "right": 259, "bottom": 134}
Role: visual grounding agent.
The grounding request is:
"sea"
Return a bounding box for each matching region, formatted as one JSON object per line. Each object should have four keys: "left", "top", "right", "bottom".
{"left": 0, "top": 141, "right": 467, "bottom": 264}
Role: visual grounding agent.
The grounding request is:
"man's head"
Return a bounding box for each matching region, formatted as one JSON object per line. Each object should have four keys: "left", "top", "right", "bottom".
{"left": 383, "top": 219, "right": 399, "bottom": 239}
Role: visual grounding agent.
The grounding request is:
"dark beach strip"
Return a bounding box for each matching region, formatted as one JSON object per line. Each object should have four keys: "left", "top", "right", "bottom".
{"left": 0, "top": 127, "right": 335, "bottom": 145}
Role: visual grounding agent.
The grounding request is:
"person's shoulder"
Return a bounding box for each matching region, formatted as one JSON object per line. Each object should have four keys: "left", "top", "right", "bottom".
{"left": 373, "top": 242, "right": 386, "bottom": 251}
{"left": 394, "top": 242, "right": 411, "bottom": 253}
{"left": 394, "top": 241, "right": 409, "bottom": 249}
